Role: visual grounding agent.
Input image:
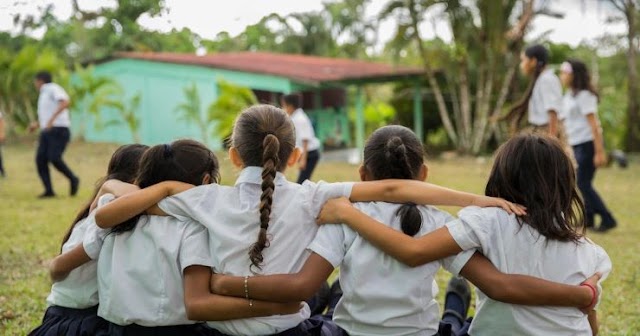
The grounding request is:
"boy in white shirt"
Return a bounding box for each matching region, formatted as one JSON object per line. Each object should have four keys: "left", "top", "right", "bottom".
{"left": 281, "top": 94, "right": 321, "bottom": 183}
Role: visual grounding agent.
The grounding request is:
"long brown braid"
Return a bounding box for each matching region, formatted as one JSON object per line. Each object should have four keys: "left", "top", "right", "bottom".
{"left": 231, "top": 105, "right": 296, "bottom": 271}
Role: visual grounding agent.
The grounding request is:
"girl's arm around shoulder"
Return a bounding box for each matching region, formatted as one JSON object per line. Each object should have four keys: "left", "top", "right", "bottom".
{"left": 94, "top": 181, "right": 192, "bottom": 228}
{"left": 183, "top": 265, "right": 301, "bottom": 321}
{"left": 318, "top": 198, "right": 463, "bottom": 266}
{"left": 460, "top": 252, "right": 600, "bottom": 311}
{"left": 48, "top": 244, "right": 91, "bottom": 282}
{"left": 349, "top": 180, "right": 525, "bottom": 215}
{"left": 211, "top": 253, "right": 335, "bottom": 302}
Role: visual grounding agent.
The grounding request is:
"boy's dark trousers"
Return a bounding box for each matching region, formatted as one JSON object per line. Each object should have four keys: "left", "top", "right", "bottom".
{"left": 36, "top": 127, "right": 77, "bottom": 194}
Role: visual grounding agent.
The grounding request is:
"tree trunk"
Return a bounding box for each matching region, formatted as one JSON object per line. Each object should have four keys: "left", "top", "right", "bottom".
{"left": 408, "top": 0, "right": 458, "bottom": 145}
{"left": 625, "top": 1, "right": 640, "bottom": 151}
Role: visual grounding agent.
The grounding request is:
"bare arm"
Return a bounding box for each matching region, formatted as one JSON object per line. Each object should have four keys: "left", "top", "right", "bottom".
{"left": 318, "top": 198, "right": 462, "bottom": 267}
{"left": 588, "top": 310, "right": 598, "bottom": 336}
{"left": 460, "top": 252, "right": 595, "bottom": 308}
{"left": 89, "top": 180, "right": 140, "bottom": 212}
{"left": 586, "top": 114, "right": 607, "bottom": 167}
{"left": 299, "top": 140, "right": 309, "bottom": 170}
{"left": 183, "top": 265, "right": 301, "bottom": 321}
{"left": 0, "top": 117, "right": 5, "bottom": 143}
{"left": 94, "top": 181, "right": 191, "bottom": 228}
{"left": 45, "top": 100, "right": 70, "bottom": 129}
{"left": 548, "top": 110, "right": 559, "bottom": 137}
{"left": 211, "top": 253, "right": 335, "bottom": 302}
{"left": 49, "top": 244, "right": 92, "bottom": 282}
{"left": 349, "top": 180, "right": 525, "bottom": 215}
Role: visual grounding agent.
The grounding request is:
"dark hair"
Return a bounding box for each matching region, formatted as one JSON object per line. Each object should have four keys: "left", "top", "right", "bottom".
{"left": 363, "top": 125, "right": 425, "bottom": 236}
{"left": 61, "top": 144, "right": 148, "bottom": 251}
{"left": 485, "top": 134, "right": 585, "bottom": 243}
{"left": 35, "top": 71, "right": 52, "bottom": 83}
{"left": 502, "top": 45, "right": 550, "bottom": 131}
{"left": 281, "top": 93, "right": 302, "bottom": 109}
{"left": 566, "top": 59, "right": 599, "bottom": 99}
{"left": 232, "top": 105, "right": 296, "bottom": 271}
{"left": 110, "top": 140, "right": 220, "bottom": 234}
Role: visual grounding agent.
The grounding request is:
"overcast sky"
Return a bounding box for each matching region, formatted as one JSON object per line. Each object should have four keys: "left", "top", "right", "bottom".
{"left": 0, "top": 0, "right": 627, "bottom": 53}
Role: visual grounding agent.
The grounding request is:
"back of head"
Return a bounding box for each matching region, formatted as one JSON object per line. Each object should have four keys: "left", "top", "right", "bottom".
{"left": 35, "top": 71, "right": 53, "bottom": 84}
{"left": 524, "top": 44, "right": 549, "bottom": 67}
{"left": 231, "top": 105, "right": 296, "bottom": 271}
{"left": 566, "top": 59, "right": 598, "bottom": 97}
{"left": 281, "top": 93, "right": 302, "bottom": 110}
{"left": 111, "top": 139, "right": 220, "bottom": 234}
{"left": 62, "top": 144, "right": 149, "bottom": 250}
{"left": 485, "top": 134, "right": 585, "bottom": 242}
{"left": 364, "top": 125, "right": 425, "bottom": 236}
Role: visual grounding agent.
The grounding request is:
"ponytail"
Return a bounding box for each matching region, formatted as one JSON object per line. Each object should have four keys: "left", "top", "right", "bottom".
{"left": 386, "top": 136, "right": 423, "bottom": 236}
{"left": 249, "top": 134, "right": 279, "bottom": 271}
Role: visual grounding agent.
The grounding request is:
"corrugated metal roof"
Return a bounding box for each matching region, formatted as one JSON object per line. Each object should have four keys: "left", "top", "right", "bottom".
{"left": 114, "top": 51, "right": 424, "bottom": 85}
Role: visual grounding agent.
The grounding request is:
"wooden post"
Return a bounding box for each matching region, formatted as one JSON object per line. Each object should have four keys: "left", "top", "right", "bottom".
{"left": 413, "top": 80, "right": 424, "bottom": 143}
{"left": 355, "top": 86, "right": 365, "bottom": 162}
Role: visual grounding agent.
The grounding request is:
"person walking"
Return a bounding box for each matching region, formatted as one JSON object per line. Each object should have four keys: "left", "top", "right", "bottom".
{"left": 560, "top": 60, "right": 617, "bottom": 232}
{"left": 30, "top": 71, "right": 79, "bottom": 198}
{"left": 281, "top": 94, "right": 321, "bottom": 184}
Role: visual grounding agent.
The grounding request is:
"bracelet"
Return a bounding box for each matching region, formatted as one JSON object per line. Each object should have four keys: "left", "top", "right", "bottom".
{"left": 249, "top": 299, "right": 254, "bottom": 308}
{"left": 244, "top": 275, "right": 250, "bottom": 300}
{"left": 580, "top": 283, "right": 597, "bottom": 310}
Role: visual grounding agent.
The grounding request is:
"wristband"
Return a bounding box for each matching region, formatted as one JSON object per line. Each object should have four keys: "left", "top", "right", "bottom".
{"left": 580, "top": 283, "right": 597, "bottom": 310}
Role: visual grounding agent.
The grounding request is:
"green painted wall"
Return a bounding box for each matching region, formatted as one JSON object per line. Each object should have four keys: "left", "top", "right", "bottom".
{"left": 77, "top": 59, "right": 293, "bottom": 149}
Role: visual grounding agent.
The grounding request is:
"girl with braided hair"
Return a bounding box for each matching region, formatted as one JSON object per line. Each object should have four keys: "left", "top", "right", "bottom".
{"left": 95, "top": 106, "right": 529, "bottom": 335}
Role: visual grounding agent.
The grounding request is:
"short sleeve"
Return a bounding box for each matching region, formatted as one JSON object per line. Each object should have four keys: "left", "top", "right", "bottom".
{"left": 158, "top": 185, "right": 212, "bottom": 222}
{"left": 51, "top": 84, "right": 70, "bottom": 101}
{"left": 178, "top": 222, "right": 213, "bottom": 271}
{"left": 307, "top": 224, "right": 349, "bottom": 267}
{"left": 577, "top": 92, "right": 598, "bottom": 116}
{"left": 540, "top": 75, "right": 563, "bottom": 113}
{"left": 302, "top": 181, "right": 354, "bottom": 217}
{"left": 441, "top": 249, "right": 475, "bottom": 276}
{"left": 445, "top": 206, "right": 490, "bottom": 251}
{"left": 82, "top": 194, "right": 115, "bottom": 259}
{"left": 295, "top": 117, "right": 314, "bottom": 142}
{"left": 592, "top": 243, "right": 612, "bottom": 309}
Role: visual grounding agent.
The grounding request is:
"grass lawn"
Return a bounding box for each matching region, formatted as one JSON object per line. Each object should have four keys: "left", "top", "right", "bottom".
{"left": 0, "top": 141, "right": 638, "bottom": 335}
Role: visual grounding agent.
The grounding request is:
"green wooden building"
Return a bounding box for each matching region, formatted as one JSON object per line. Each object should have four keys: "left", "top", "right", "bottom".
{"left": 82, "top": 51, "right": 425, "bottom": 156}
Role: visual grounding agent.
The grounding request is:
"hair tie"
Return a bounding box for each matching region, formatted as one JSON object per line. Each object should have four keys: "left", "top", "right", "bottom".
{"left": 560, "top": 62, "right": 573, "bottom": 74}
{"left": 163, "top": 144, "right": 173, "bottom": 158}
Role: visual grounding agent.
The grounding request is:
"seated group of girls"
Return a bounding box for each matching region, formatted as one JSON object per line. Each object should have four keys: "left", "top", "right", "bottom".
{"left": 31, "top": 105, "right": 610, "bottom": 336}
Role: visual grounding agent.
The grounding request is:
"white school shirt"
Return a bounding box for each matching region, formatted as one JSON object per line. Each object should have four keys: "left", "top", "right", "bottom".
{"left": 528, "top": 69, "right": 563, "bottom": 126}
{"left": 308, "top": 203, "right": 474, "bottom": 336}
{"left": 92, "top": 200, "right": 213, "bottom": 326}
{"left": 291, "top": 108, "right": 321, "bottom": 151}
{"left": 446, "top": 206, "right": 612, "bottom": 336}
{"left": 562, "top": 90, "right": 599, "bottom": 146}
{"left": 158, "top": 167, "right": 354, "bottom": 335}
{"left": 37, "top": 83, "right": 71, "bottom": 129}
{"left": 46, "top": 212, "right": 104, "bottom": 309}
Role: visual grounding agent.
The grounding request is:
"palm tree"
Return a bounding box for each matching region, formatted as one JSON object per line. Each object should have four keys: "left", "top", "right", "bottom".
{"left": 174, "top": 83, "right": 210, "bottom": 145}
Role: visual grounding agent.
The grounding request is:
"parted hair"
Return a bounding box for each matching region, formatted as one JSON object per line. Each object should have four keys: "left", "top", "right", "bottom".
{"left": 110, "top": 139, "right": 220, "bottom": 234}
{"left": 485, "top": 134, "right": 585, "bottom": 243}
{"left": 363, "top": 125, "right": 425, "bottom": 236}
{"left": 231, "top": 104, "right": 296, "bottom": 271}
{"left": 61, "top": 144, "right": 148, "bottom": 251}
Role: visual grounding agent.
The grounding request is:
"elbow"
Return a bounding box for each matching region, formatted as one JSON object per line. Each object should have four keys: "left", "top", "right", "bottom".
{"left": 48, "top": 258, "right": 68, "bottom": 282}
{"left": 94, "top": 210, "right": 111, "bottom": 229}
{"left": 184, "top": 298, "right": 206, "bottom": 321}
{"left": 481, "top": 279, "right": 512, "bottom": 302}
{"left": 400, "top": 245, "right": 428, "bottom": 268}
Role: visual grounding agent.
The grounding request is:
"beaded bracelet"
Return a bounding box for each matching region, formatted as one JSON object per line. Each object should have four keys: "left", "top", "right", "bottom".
{"left": 244, "top": 275, "right": 250, "bottom": 300}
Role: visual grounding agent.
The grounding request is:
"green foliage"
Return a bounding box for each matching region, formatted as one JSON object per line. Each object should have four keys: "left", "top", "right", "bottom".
{"left": 98, "top": 92, "right": 142, "bottom": 143}
{"left": 349, "top": 100, "right": 397, "bottom": 136}
{"left": 208, "top": 80, "right": 258, "bottom": 140}
{"left": 174, "top": 83, "right": 209, "bottom": 145}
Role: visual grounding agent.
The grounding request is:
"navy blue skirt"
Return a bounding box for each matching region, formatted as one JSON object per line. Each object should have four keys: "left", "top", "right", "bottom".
{"left": 210, "top": 315, "right": 345, "bottom": 336}
{"left": 106, "top": 322, "right": 211, "bottom": 336}
{"left": 29, "top": 305, "right": 108, "bottom": 336}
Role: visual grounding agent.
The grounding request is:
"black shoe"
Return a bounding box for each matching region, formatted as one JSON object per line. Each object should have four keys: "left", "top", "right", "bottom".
{"left": 443, "top": 276, "right": 471, "bottom": 322}
{"left": 70, "top": 177, "right": 80, "bottom": 196}
{"left": 595, "top": 220, "right": 617, "bottom": 233}
{"left": 38, "top": 192, "right": 56, "bottom": 199}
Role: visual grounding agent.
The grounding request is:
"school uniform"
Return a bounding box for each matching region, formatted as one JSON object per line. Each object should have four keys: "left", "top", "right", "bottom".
{"left": 308, "top": 203, "right": 473, "bottom": 336}
{"left": 30, "top": 201, "right": 110, "bottom": 336}
{"left": 445, "top": 206, "right": 612, "bottom": 336}
{"left": 85, "top": 194, "right": 213, "bottom": 336}
{"left": 36, "top": 82, "right": 78, "bottom": 195}
{"left": 291, "top": 108, "right": 321, "bottom": 183}
{"left": 158, "top": 166, "right": 354, "bottom": 335}
{"left": 562, "top": 91, "right": 616, "bottom": 228}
